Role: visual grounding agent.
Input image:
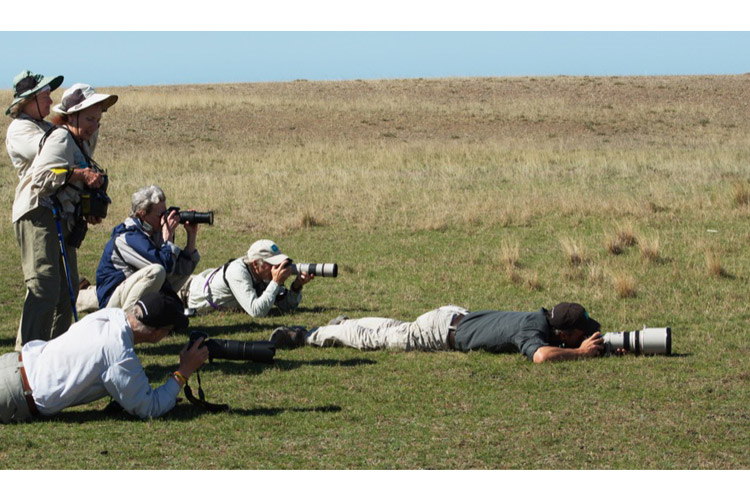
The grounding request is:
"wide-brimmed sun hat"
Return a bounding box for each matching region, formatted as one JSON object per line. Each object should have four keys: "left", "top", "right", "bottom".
{"left": 5, "top": 69, "right": 64, "bottom": 116}
{"left": 52, "top": 83, "right": 118, "bottom": 115}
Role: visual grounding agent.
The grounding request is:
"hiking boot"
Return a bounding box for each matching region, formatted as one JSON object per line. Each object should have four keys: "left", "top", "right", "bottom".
{"left": 327, "top": 314, "right": 349, "bottom": 326}
{"left": 269, "top": 326, "right": 309, "bottom": 349}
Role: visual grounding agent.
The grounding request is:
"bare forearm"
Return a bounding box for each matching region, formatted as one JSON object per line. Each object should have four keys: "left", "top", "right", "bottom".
{"left": 533, "top": 346, "right": 590, "bottom": 363}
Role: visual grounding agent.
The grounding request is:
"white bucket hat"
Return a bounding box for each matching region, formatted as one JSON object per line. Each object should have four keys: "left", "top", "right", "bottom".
{"left": 52, "top": 83, "right": 118, "bottom": 115}
{"left": 247, "top": 239, "right": 290, "bottom": 266}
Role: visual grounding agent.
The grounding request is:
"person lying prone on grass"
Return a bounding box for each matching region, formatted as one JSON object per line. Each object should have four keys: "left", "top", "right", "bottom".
{"left": 269, "top": 302, "right": 608, "bottom": 363}
{"left": 178, "top": 239, "right": 314, "bottom": 317}
{"left": 0, "top": 291, "right": 207, "bottom": 424}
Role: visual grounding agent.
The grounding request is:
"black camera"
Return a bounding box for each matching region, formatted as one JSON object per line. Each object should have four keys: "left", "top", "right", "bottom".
{"left": 80, "top": 188, "right": 111, "bottom": 219}
{"left": 78, "top": 173, "right": 111, "bottom": 219}
{"left": 187, "top": 331, "right": 275, "bottom": 364}
{"left": 167, "top": 206, "right": 214, "bottom": 225}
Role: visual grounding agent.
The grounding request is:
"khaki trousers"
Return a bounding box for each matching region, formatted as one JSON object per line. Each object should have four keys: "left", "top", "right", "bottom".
{"left": 306, "top": 305, "right": 468, "bottom": 351}
{"left": 106, "top": 264, "right": 167, "bottom": 311}
{"left": 14, "top": 207, "right": 78, "bottom": 350}
{"left": 0, "top": 352, "right": 34, "bottom": 424}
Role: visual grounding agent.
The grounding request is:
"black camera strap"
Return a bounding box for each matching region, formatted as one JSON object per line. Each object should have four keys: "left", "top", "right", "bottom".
{"left": 183, "top": 369, "right": 229, "bottom": 413}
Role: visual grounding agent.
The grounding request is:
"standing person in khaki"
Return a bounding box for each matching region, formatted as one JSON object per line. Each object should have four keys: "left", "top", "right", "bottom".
{"left": 5, "top": 70, "right": 64, "bottom": 178}
{"left": 12, "top": 83, "right": 117, "bottom": 349}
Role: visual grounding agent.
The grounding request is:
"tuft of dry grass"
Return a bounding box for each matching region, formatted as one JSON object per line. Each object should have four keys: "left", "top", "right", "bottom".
{"left": 615, "top": 223, "right": 638, "bottom": 247}
{"left": 499, "top": 240, "right": 521, "bottom": 270}
{"left": 705, "top": 250, "right": 729, "bottom": 278}
{"left": 731, "top": 181, "right": 750, "bottom": 208}
{"left": 505, "top": 267, "right": 542, "bottom": 291}
{"left": 611, "top": 271, "right": 638, "bottom": 298}
{"left": 560, "top": 237, "right": 588, "bottom": 266}
{"left": 639, "top": 235, "right": 661, "bottom": 263}
{"left": 604, "top": 235, "right": 624, "bottom": 255}
{"left": 299, "top": 212, "right": 325, "bottom": 228}
{"left": 524, "top": 271, "right": 542, "bottom": 291}
{"left": 605, "top": 224, "right": 638, "bottom": 255}
{"left": 587, "top": 263, "right": 607, "bottom": 284}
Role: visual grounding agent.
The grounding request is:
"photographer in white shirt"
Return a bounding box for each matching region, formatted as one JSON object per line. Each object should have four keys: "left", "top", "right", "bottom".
{"left": 0, "top": 291, "right": 207, "bottom": 423}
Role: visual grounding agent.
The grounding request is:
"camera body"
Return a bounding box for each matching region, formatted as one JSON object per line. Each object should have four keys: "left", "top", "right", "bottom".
{"left": 187, "top": 330, "right": 275, "bottom": 363}
{"left": 288, "top": 262, "right": 338, "bottom": 278}
{"left": 602, "top": 327, "right": 671, "bottom": 355}
{"left": 80, "top": 188, "right": 111, "bottom": 219}
{"left": 166, "top": 206, "right": 214, "bottom": 225}
{"left": 79, "top": 173, "right": 111, "bottom": 219}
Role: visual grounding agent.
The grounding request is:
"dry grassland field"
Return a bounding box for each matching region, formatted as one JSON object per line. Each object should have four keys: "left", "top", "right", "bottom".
{"left": 0, "top": 75, "right": 748, "bottom": 469}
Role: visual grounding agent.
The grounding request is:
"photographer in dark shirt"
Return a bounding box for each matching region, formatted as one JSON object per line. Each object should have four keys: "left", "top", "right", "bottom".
{"left": 453, "top": 302, "right": 603, "bottom": 362}
{"left": 270, "top": 302, "right": 605, "bottom": 363}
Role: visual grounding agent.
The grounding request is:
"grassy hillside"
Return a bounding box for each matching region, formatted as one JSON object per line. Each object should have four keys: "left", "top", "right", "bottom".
{"left": 0, "top": 75, "right": 748, "bottom": 468}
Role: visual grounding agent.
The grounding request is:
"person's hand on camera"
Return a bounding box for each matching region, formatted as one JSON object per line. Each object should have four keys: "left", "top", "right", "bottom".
{"left": 577, "top": 332, "right": 604, "bottom": 358}
{"left": 182, "top": 209, "right": 200, "bottom": 253}
{"left": 291, "top": 272, "right": 314, "bottom": 292}
{"left": 70, "top": 167, "right": 104, "bottom": 189}
{"left": 178, "top": 340, "right": 209, "bottom": 379}
{"left": 183, "top": 220, "right": 199, "bottom": 237}
{"left": 271, "top": 260, "right": 293, "bottom": 285}
{"left": 85, "top": 215, "right": 103, "bottom": 225}
{"left": 161, "top": 208, "right": 180, "bottom": 242}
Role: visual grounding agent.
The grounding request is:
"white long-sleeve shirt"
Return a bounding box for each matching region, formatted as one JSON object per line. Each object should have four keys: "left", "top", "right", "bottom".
{"left": 186, "top": 258, "right": 302, "bottom": 317}
{"left": 21, "top": 308, "right": 181, "bottom": 419}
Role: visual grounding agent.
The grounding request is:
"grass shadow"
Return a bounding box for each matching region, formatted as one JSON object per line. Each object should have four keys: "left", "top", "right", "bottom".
{"left": 43, "top": 402, "right": 343, "bottom": 423}
{"left": 185, "top": 322, "right": 270, "bottom": 336}
{"left": 142, "top": 357, "right": 377, "bottom": 379}
{"left": 0, "top": 337, "right": 16, "bottom": 349}
{"left": 276, "top": 306, "right": 375, "bottom": 315}
{"left": 166, "top": 404, "right": 344, "bottom": 419}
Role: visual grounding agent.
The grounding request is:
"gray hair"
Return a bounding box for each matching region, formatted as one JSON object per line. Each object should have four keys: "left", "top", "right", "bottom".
{"left": 130, "top": 185, "right": 166, "bottom": 217}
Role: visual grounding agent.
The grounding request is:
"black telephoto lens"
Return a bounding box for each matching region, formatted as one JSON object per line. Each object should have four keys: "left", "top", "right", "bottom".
{"left": 205, "top": 338, "right": 275, "bottom": 364}
{"left": 179, "top": 210, "right": 214, "bottom": 225}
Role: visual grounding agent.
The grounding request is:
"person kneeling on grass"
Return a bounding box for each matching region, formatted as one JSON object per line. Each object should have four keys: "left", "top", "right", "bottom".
{"left": 178, "top": 239, "right": 313, "bottom": 317}
{"left": 77, "top": 185, "right": 201, "bottom": 313}
{"left": 0, "top": 291, "right": 208, "bottom": 423}
{"left": 269, "top": 302, "right": 605, "bottom": 363}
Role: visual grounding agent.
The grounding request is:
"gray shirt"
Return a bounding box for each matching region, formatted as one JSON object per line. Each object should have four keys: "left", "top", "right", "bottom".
{"left": 454, "top": 308, "right": 559, "bottom": 360}
{"left": 187, "top": 258, "right": 302, "bottom": 317}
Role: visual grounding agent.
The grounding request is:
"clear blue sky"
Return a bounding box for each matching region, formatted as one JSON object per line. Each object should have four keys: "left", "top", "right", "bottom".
{"left": 1, "top": 32, "right": 748, "bottom": 88}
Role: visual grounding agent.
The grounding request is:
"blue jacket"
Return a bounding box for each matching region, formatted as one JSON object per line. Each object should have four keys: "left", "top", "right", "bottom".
{"left": 95, "top": 217, "right": 200, "bottom": 307}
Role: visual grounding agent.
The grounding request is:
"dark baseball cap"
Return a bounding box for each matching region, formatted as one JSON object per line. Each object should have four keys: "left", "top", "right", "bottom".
{"left": 549, "top": 302, "right": 600, "bottom": 335}
{"left": 136, "top": 290, "right": 189, "bottom": 332}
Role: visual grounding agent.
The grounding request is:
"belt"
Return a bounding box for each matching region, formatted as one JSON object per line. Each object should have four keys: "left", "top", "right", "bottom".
{"left": 446, "top": 313, "right": 466, "bottom": 350}
{"left": 17, "top": 353, "right": 39, "bottom": 417}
